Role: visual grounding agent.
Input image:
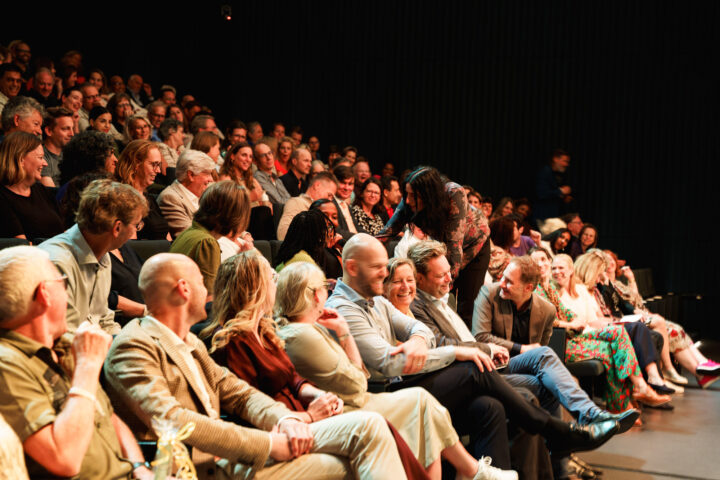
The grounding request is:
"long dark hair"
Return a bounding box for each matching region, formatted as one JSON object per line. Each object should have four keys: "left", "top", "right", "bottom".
{"left": 404, "top": 166, "right": 451, "bottom": 242}
{"left": 275, "top": 209, "right": 333, "bottom": 270}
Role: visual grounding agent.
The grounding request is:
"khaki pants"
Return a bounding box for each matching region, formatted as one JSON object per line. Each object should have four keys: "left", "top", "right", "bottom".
{"left": 222, "top": 411, "right": 406, "bottom": 480}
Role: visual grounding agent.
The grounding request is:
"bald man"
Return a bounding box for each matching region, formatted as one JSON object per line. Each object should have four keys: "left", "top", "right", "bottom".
{"left": 326, "top": 234, "right": 619, "bottom": 469}
{"left": 104, "top": 253, "right": 405, "bottom": 480}
{"left": 0, "top": 246, "right": 153, "bottom": 479}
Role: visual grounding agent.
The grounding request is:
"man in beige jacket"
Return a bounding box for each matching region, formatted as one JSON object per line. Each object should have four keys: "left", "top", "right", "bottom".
{"left": 103, "top": 253, "right": 406, "bottom": 479}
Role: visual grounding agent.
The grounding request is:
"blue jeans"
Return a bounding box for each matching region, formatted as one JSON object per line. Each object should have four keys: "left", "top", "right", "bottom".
{"left": 503, "top": 346, "right": 602, "bottom": 424}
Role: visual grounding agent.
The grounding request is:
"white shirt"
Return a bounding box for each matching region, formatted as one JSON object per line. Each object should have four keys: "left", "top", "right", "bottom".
{"left": 335, "top": 195, "right": 357, "bottom": 233}
{"left": 431, "top": 294, "right": 476, "bottom": 342}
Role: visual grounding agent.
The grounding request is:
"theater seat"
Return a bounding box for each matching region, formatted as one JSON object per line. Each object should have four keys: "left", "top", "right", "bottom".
{"left": 0, "top": 238, "right": 30, "bottom": 250}
{"left": 127, "top": 239, "right": 172, "bottom": 263}
{"left": 548, "top": 327, "right": 605, "bottom": 397}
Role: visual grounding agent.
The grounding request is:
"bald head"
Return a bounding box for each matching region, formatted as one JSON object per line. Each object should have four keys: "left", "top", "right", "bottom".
{"left": 139, "top": 253, "right": 199, "bottom": 309}
{"left": 341, "top": 233, "right": 389, "bottom": 298}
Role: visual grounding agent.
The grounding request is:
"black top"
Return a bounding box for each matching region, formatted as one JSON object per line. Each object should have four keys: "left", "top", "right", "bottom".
{"left": 0, "top": 184, "right": 65, "bottom": 241}
{"left": 138, "top": 193, "right": 170, "bottom": 240}
{"left": 108, "top": 243, "right": 144, "bottom": 326}
{"left": 279, "top": 171, "right": 308, "bottom": 197}
{"left": 510, "top": 300, "right": 533, "bottom": 356}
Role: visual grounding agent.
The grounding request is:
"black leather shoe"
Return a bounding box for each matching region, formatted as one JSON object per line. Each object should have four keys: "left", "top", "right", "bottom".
{"left": 548, "top": 419, "right": 619, "bottom": 457}
{"left": 591, "top": 409, "right": 640, "bottom": 434}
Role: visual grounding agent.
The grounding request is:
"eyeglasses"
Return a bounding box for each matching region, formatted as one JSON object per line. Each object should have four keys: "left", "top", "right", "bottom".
{"left": 271, "top": 270, "right": 279, "bottom": 284}
{"left": 122, "top": 219, "right": 144, "bottom": 231}
{"left": 35, "top": 274, "right": 68, "bottom": 299}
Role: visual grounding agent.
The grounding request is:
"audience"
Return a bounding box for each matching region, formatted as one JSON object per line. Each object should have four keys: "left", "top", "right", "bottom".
{"left": 277, "top": 171, "right": 337, "bottom": 240}
{"left": 253, "top": 140, "right": 292, "bottom": 205}
{"left": 170, "top": 180, "right": 250, "bottom": 295}
{"left": 104, "top": 252, "right": 406, "bottom": 479}
{"left": 279, "top": 147, "right": 310, "bottom": 196}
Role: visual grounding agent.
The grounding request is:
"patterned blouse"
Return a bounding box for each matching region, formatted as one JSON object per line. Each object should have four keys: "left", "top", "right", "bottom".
{"left": 382, "top": 182, "right": 490, "bottom": 278}
{"left": 534, "top": 281, "right": 577, "bottom": 324}
{"left": 351, "top": 204, "right": 384, "bottom": 236}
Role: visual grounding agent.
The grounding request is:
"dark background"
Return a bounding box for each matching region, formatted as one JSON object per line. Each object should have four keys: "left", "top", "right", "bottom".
{"left": 4, "top": 1, "right": 717, "bottom": 336}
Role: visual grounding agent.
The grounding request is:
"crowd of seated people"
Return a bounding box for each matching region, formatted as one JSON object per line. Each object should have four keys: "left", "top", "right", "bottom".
{"left": 2, "top": 40, "right": 719, "bottom": 480}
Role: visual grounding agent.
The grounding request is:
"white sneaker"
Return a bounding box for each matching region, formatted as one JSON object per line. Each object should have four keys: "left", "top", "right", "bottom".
{"left": 473, "top": 457, "right": 518, "bottom": 480}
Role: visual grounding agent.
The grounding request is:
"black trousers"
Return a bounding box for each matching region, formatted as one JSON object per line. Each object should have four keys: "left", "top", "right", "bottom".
{"left": 387, "top": 361, "right": 550, "bottom": 469}
{"left": 622, "top": 321, "right": 662, "bottom": 371}
{"left": 455, "top": 239, "right": 491, "bottom": 328}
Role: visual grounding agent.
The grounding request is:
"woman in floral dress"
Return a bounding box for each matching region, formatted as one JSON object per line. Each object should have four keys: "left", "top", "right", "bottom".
{"left": 529, "top": 247, "right": 669, "bottom": 412}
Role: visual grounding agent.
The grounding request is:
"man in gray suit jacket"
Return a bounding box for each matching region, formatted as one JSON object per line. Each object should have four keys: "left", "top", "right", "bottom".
{"left": 408, "top": 242, "right": 638, "bottom": 433}
{"left": 157, "top": 149, "right": 215, "bottom": 236}
{"left": 104, "top": 253, "right": 406, "bottom": 480}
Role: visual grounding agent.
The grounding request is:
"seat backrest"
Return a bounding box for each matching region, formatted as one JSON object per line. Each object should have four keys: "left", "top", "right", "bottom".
{"left": 254, "top": 240, "right": 272, "bottom": 264}
{"left": 0, "top": 238, "right": 30, "bottom": 250}
{"left": 127, "top": 239, "right": 172, "bottom": 263}
{"left": 547, "top": 327, "right": 567, "bottom": 359}
{"left": 632, "top": 268, "right": 656, "bottom": 298}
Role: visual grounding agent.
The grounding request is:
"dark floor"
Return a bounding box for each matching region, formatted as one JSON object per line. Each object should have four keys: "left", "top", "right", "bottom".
{"left": 577, "top": 340, "right": 720, "bottom": 480}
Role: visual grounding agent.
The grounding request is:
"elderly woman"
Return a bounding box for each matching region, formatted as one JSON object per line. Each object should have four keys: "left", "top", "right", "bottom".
{"left": 0, "top": 131, "right": 65, "bottom": 241}
{"left": 170, "top": 180, "right": 251, "bottom": 296}
{"left": 203, "top": 252, "right": 512, "bottom": 480}
{"left": 351, "top": 178, "right": 385, "bottom": 235}
{"left": 157, "top": 149, "right": 215, "bottom": 237}
{"left": 115, "top": 139, "right": 171, "bottom": 240}
{"left": 381, "top": 166, "right": 490, "bottom": 325}
{"left": 555, "top": 252, "right": 674, "bottom": 404}
{"left": 529, "top": 247, "right": 667, "bottom": 413}
{"left": 601, "top": 250, "right": 720, "bottom": 388}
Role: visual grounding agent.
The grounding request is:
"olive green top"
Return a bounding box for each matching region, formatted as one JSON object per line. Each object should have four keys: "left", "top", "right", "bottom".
{"left": 170, "top": 221, "right": 220, "bottom": 292}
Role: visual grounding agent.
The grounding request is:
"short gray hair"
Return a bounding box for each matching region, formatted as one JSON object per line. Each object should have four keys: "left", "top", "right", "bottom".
{"left": 1, "top": 96, "right": 45, "bottom": 131}
{"left": 176, "top": 149, "right": 216, "bottom": 182}
{"left": 158, "top": 118, "right": 183, "bottom": 141}
{"left": 0, "top": 246, "right": 53, "bottom": 325}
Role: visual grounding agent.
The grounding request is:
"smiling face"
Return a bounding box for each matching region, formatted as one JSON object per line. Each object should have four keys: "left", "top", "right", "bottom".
{"left": 354, "top": 162, "right": 371, "bottom": 184}
{"left": 361, "top": 181, "right": 381, "bottom": 208}
{"left": 0, "top": 71, "right": 22, "bottom": 98}
{"left": 35, "top": 72, "right": 54, "bottom": 98}
{"left": 385, "top": 263, "right": 417, "bottom": 311}
{"left": 45, "top": 116, "right": 75, "bottom": 148}
{"left": 551, "top": 256, "right": 572, "bottom": 289}
{"left": 416, "top": 255, "right": 452, "bottom": 300}
{"left": 530, "top": 250, "right": 551, "bottom": 281}
{"left": 336, "top": 177, "right": 354, "bottom": 200}
{"left": 350, "top": 239, "right": 389, "bottom": 298}
{"left": 104, "top": 151, "right": 118, "bottom": 174}
{"left": 318, "top": 202, "right": 339, "bottom": 228}
{"left": 81, "top": 85, "right": 100, "bottom": 111}
{"left": 16, "top": 110, "right": 43, "bottom": 136}
{"left": 130, "top": 118, "right": 151, "bottom": 141}
{"left": 20, "top": 145, "right": 46, "bottom": 185}
{"left": 553, "top": 232, "right": 570, "bottom": 252}
{"left": 88, "top": 72, "right": 104, "bottom": 90}
{"left": 581, "top": 228, "right": 597, "bottom": 248}
{"left": 136, "top": 147, "right": 161, "bottom": 190}
{"left": 292, "top": 149, "right": 312, "bottom": 176}
{"left": 232, "top": 146, "right": 254, "bottom": 173}
{"left": 229, "top": 127, "right": 246, "bottom": 145}
{"left": 498, "top": 262, "right": 531, "bottom": 305}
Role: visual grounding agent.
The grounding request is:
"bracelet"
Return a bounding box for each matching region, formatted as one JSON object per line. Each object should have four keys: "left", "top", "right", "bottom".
{"left": 338, "top": 332, "right": 350, "bottom": 343}
{"left": 132, "top": 461, "right": 151, "bottom": 471}
{"left": 68, "top": 387, "right": 105, "bottom": 416}
{"left": 307, "top": 411, "right": 315, "bottom": 423}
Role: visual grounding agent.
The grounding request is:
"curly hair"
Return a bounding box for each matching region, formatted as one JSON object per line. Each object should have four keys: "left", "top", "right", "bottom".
{"left": 60, "top": 130, "right": 116, "bottom": 185}
{"left": 275, "top": 210, "right": 332, "bottom": 269}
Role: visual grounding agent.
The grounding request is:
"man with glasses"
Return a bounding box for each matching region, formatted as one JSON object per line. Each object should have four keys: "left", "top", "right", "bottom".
{"left": 39, "top": 179, "right": 148, "bottom": 335}
{"left": 0, "top": 246, "right": 156, "bottom": 479}
{"left": 253, "top": 141, "right": 292, "bottom": 205}
{"left": 78, "top": 84, "right": 102, "bottom": 132}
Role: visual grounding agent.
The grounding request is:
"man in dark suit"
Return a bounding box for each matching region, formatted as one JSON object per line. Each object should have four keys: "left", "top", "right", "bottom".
{"left": 279, "top": 148, "right": 310, "bottom": 197}
{"left": 407, "top": 241, "right": 638, "bottom": 432}
{"left": 331, "top": 165, "right": 359, "bottom": 240}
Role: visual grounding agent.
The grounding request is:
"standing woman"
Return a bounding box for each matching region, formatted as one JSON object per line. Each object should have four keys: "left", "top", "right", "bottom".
{"left": 382, "top": 166, "right": 490, "bottom": 325}
{"left": 0, "top": 132, "right": 65, "bottom": 241}
{"left": 351, "top": 178, "right": 385, "bottom": 235}
{"left": 115, "top": 139, "right": 171, "bottom": 240}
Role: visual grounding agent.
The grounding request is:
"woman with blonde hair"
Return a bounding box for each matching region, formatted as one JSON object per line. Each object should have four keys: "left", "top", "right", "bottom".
{"left": 204, "top": 253, "right": 514, "bottom": 480}
{"left": 275, "top": 136, "right": 294, "bottom": 175}
{"left": 529, "top": 248, "right": 664, "bottom": 413}
{"left": 569, "top": 251, "right": 676, "bottom": 399}
{"left": 115, "top": 139, "right": 170, "bottom": 240}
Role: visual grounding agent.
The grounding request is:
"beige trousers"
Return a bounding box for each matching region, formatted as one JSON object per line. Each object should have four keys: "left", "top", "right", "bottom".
{"left": 221, "top": 411, "right": 407, "bottom": 480}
